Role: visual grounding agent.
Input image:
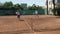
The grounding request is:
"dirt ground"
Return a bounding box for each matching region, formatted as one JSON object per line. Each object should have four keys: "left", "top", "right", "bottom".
{"left": 0, "top": 15, "right": 60, "bottom": 34}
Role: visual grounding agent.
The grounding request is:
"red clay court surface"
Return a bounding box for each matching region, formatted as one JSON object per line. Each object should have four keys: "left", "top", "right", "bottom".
{"left": 0, "top": 15, "right": 60, "bottom": 34}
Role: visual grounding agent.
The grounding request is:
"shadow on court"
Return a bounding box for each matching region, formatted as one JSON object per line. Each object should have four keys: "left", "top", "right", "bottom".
{"left": 20, "top": 19, "right": 24, "bottom": 21}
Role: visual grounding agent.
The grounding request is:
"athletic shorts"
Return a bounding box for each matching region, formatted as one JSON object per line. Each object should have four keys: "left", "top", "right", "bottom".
{"left": 17, "top": 15, "right": 20, "bottom": 18}
{"left": 35, "top": 13, "right": 38, "bottom": 15}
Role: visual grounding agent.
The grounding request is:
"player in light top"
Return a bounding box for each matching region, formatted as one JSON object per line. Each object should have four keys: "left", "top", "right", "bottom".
{"left": 16, "top": 10, "right": 20, "bottom": 20}
{"left": 35, "top": 10, "right": 38, "bottom": 16}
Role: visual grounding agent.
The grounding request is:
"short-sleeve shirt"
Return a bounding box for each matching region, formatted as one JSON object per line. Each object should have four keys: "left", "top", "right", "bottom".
{"left": 16, "top": 11, "right": 20, "bottom": 15}
{"left": 35, "top": 10, "right": 38, "bottom": 14}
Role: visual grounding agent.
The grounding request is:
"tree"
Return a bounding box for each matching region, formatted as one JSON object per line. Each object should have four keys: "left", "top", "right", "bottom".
{"left": 46, "top": 0, "right": 48, "bottom": 15}
{"left": 27, "top": 4, "right": 44, "bottom": 10}
{"left": 0, "top": 2, "right": 3, "bottom": 8}
{"left": 3, "top": 1, "right": 13, "bottom": 8}
{"left": 33, "top": 5, "right": 44, "bottom": 10}
{"left": 14, "top": 4, "right": 23, "bottom": 10}
{"left": 53, "top": 0, "right": 56, "bottom": 15}
{"left": 27, "top": 4, "right": 37, "bottom": 10}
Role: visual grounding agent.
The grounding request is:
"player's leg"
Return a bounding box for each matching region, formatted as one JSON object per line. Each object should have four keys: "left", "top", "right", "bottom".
{"left": 36, "top": 13, "right": 39, "bottom": 19}
{"left": 17, "top": 15, "right": 20, "bottom": 20}
{"left": 18, "top": 15, "right": 20, "bottom": 20}
{"left": 37, "top": 14, "right": 39, "bottom": 18}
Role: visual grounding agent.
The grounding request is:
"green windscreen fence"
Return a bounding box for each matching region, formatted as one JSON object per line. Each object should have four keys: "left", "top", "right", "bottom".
{"left": 0, "top": 10, "right": 45, "bottom": 16}
{"left": 57, "top": 10, "right": 60, "bottom": 16}
{"left": 0, "top": 10, "right": 15, "bottom": 16}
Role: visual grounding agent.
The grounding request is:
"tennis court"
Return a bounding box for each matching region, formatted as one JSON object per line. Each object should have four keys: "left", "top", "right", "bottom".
{"left": 0, "top": 15, "right": 60, "bottom": 34}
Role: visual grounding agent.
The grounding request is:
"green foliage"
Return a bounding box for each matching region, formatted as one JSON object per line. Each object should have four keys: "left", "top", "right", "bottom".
{"left": 0, "top": 3, "right": 4, "bottom": 8}
{"left": 0, "top": 2, "right": 23, "bottom": 10}
{"left": 0, "top": 2, "right": 44, "bottom": 10}
{"left": 27, "top": 4, "right": 44, "bottom": 10}
{"left": 13, "top": 4, "right": 23, "bottom": 10}
{"left": 3, "top": 1, "right": 13, "bottom": 8}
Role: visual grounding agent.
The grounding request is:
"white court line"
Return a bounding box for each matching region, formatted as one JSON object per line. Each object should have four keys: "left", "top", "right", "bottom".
{"left": 24, "top": 20, "right": 36, "bottom": 34}
{"left": 18, "top": 16, "right": 39, "bottom": 34}
{"left": 25, "top": 21, "right": 36, "bottom": 34}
